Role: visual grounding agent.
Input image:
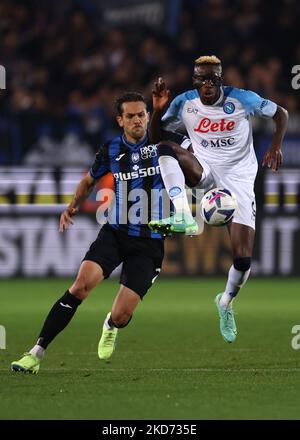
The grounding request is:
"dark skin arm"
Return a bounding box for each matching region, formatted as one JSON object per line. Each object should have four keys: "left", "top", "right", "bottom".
{"left": 149, "top": 77, "right": 170, "bottom": 143}
{"left": 262, "top": 105, "right": 289, "bottom": 172}
{"left": 59, "top": 173, "right": 96, "bottom": 232}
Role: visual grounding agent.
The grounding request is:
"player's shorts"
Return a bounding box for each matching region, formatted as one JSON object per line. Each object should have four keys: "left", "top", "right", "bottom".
{"left": 193, "top": 155, "right": 257, "bottom": 230}
{"left": 83, "top": 223, "right": 164, "bottom": 298}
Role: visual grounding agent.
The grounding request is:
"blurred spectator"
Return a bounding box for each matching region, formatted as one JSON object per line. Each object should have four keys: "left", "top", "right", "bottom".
{"left": 24, "top": 131, "right": 94, "bottom": 167}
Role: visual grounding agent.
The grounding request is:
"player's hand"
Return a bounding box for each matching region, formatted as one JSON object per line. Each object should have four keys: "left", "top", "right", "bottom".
{"left": 262, "top": 145, "right": 283, "bottom": 172}
{"left": 59, "top": 207, "right": 78, "bottom": 232}
{"left": 152, "top": 77, "right": 170, "bottom": 112}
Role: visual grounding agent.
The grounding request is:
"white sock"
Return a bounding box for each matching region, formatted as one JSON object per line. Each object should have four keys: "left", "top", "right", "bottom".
{"left": 158, "top": 155, "right": 193, "bottom": 222}
{"left": 30, "top": 345, "right": 45, "bottom": 359}
{"left": 104, "top": 312, "right": 114, "bottom": 329}
{"left": 219, "top": 265, "right": 251, "bottom": 309}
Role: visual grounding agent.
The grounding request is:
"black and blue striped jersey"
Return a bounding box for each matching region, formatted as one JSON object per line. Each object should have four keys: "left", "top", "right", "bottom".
{"left": 89, "top": 131, "right": 190, "bottom": 239}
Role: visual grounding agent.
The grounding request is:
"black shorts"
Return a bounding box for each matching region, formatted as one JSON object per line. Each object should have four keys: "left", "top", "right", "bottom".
{"left": 83, "top": 224, "right": 164, "bottom": 298}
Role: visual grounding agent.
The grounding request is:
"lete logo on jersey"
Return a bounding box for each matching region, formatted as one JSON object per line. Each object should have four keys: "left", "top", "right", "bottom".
{"left": 194, "top": 118, "right": 235, "bottom": 133}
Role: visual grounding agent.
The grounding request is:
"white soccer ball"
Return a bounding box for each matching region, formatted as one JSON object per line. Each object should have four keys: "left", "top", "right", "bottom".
{"left": 200, "top": 188, "right": 238, "bottom": 226}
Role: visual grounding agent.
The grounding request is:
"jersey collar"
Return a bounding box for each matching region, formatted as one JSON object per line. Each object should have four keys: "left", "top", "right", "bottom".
{"left": 197, "top": 87, "right": 224, "bottom": 106}
{"left": 212, "top": 87, "right": 224, "bottom": 106}
{"left": 122, "top": 133, "right": 148, "bottom": 150}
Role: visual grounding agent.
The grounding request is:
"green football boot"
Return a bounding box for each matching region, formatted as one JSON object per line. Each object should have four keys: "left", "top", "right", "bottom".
{"left": 98, "top": 314, "right": 118, "bottom": 360}
{"left": 215, "top": 293, "right": 237, "bottom": 343}
{"left": 11, "top": 353, "right": 40, "bottom": 374}
{"left": 148, "top": 213, "right": 199, "bottom": 236}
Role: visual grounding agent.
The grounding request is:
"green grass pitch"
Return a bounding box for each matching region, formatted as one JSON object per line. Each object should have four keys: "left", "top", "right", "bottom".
{"left": 1, "top": 277, "right": 300, "bottom": 420}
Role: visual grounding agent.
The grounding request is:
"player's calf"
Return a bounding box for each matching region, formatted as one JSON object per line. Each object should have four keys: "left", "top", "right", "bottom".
{"left": 219, "top": 257, "right": 251, "bottom": 309}
{"left": 110, "top": 312, "right": 133, "bottom": 328}
{"left": 148, "top": 142, "right": 201, "bottom": 235}
{"left": 11, "top": 290, "right": 82, "bottom": 374}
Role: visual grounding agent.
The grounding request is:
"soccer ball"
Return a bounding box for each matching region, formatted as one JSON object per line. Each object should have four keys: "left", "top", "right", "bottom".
{"left": 200, "top": 188, "right": 238, "bottom": 226}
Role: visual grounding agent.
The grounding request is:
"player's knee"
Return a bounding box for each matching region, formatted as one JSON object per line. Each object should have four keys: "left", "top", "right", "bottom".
{"left": 157, "top": 142, "right": 178, "bottom": 160}
{"left": 187, "top": 169, "right": 201, "bottom": 187}
{"left": 233, "top": 257, "right": 251, "bottom": 272}
{"left": 111, "top": 311, "right": 132, "bottom": 328}
{"left": 70, "top": 277, "right": 92, "bottom": 300}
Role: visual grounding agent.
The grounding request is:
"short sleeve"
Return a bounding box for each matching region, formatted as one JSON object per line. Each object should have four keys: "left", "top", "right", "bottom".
{"left": 240, "top": 90, "right": 277, "bottom": 118}
{"left": 161, "top": 93, "right": 187, "bottom": 132}
{"left": 89, "top": 146, "right": 109, "bottom": 180}
{"left": 162, "top": 95, "right": 182, "bottom": 122}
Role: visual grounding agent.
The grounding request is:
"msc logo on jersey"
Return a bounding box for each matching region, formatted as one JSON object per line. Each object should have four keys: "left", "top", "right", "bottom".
{"left": 131, "top": 152, "right": 140, "bottom": 163}
{"left": 223, "top": 102, "right": 235, "bottom": 114}
{"left": 201, "top": 137, "right": 235, "bottom": 148}
{"left": 140, "top": 145, "right": 157, "bottom": 159}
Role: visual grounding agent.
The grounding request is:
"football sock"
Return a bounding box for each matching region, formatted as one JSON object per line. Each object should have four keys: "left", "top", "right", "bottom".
{"left": 105, "top": 313, "right": 132, "bottom": 329}
{"left": 220, "top": 265, "right": 251, "bottom": 309}
{"left": 105, "top": 313, "right": 114, "bottom": 329}
{"left": 29, "top": 345, "right": 45, "bottom": 359}
{"left": 158, "top": 155, "right": 193, "bottom": 222}
{"left": 36, "top": 290, "right": 82, "bottom": 349}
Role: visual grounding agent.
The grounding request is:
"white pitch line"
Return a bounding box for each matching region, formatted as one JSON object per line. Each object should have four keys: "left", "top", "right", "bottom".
{"left": 3, "top": 368, "right": 300, "bottom": 373}
{"left": 40, "top": 348, "right": 281, "bottom": 355}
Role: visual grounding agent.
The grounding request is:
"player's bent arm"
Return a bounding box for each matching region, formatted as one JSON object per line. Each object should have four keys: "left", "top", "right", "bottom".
{"left": 149, "top": 77, "right": 171, "bottom": 143}
{"left": 68, "top": 173, "right": 96, "bottom": 211}
{"left": 271, "top": 105, "right": 289, "bottom": 147}
{"left": 262, "top": 105, "right": 289, "bottom": 171}
{"left": 149, "top": 109, "right": 164, "bottom": 143}
{"left": 59, "top": 174, "right": 96, "bottom": 232}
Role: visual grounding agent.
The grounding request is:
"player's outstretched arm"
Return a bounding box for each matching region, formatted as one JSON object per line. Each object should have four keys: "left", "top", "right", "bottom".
{"left": 59, "top": 174, "right": 96, "bottom": 232}
{"left": 262, "top": 105, "right": 289, "bottom": 172}
{"left": 149, "top": 77, "right": 170, "bottom": 143}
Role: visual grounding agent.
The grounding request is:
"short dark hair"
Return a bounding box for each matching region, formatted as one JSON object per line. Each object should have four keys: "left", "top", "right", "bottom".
{"left": 115, "top": 92, "right": 146, "bottom": 115}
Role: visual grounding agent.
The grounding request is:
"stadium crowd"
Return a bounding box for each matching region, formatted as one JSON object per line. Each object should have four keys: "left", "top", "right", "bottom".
{"left": 0, "top": 0, "right": 299, "bottom": 165}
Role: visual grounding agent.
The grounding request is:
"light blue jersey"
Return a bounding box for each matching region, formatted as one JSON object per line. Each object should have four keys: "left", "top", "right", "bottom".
{"left": 162, "top": 86, "right": 278, "bottom": 229}
{"left": 162, "top": 86, "right": 277, "bottom": 171}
